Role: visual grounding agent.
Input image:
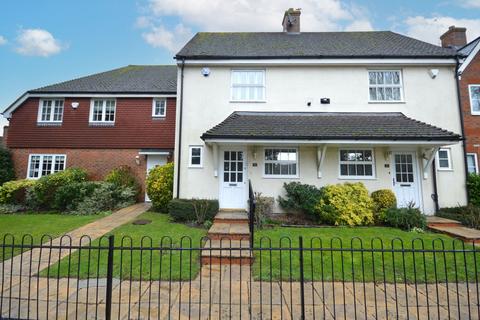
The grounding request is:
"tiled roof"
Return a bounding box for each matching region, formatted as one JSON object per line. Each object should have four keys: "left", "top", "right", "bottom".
{"left": 29, "top": 65, "right": 177, "bottom": 94}
{"left": 177, "top": 32, "right": 456, "bottom": 59}
{"left": 201, "top": 112, "right": 461, "bottom": 141}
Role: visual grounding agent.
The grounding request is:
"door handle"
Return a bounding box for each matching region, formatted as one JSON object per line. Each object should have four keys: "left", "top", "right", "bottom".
{"left": 400, "top": 184, "right": 410, "bottom": 187}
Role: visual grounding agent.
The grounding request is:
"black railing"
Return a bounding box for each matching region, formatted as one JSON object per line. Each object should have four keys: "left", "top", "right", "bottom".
{"left": 248, "top": 179, "right": 256, "bottom": 248}
{"left": 1, "top": 234, "right": 479, "bottom": 319}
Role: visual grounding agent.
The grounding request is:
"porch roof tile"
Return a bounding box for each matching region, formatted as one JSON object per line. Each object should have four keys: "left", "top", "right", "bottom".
{"left": 201, "top": 112, "right": 461, "bottom": 142}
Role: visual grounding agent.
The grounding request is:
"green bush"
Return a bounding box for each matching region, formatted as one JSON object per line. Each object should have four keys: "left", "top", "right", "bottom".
{"left": 146, "top": 162, "right": 174, "bottom": 212}
{"left": 438, "top": 205, "right": 480, "bottom": 230}
{"left": 168, "top": 199, "right": 219, "bottom": 224}
{"left": 73, "top": 182, "right": 137, "bottom": 215}
{"left": 0, "top": 147, "right": 15, "bottom": 185}
{"left": 315, "top": 182, "right": 374, "bottom": 226}
{"left": 30, "top": 168, "right": 88, "bottom": 209}
{"left": 254, "top": 192, "right": 274, "bottom": 229}
{"left": 53, "top": 181, "right": 100, "bottom": 211}
{"left": 278, "top": 182, "right": 323, "bottom": 218}
{"left": 0, "top": 179, "right": 36, "bottom": 205}
{"left": 371, "top": 189, "right": 397, "bottom": 223}
{"left": 467, "top": 174, "right": 480, "bottom": 207}
{"left": 105, "top": 165, "right": 140, "bottom": 197}
{"left": 0, "top": 204, "right": 25, "bottom": 214}
{"left": 384, "top": 205, "right": 426, "bottom": 231}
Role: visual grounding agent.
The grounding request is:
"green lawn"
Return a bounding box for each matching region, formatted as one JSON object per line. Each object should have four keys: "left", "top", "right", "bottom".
{"left": 253, "top": 226, "right": 480, "bottom": 283}
{"left": 42, "top": 212, "right": 207, "bottom": 281}
{"left": 0, "top": 213, "right": 103, "bottom": 261}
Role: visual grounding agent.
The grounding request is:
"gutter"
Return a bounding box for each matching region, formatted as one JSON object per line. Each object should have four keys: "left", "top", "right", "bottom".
{"left": 432, "top": 159, "right": 440, "bottom": 212}
{"left": 455, "top": 56, "right": 471, "bottom": 204}
{"left": 176, "top": 59, "right": 185, "bottom": 198}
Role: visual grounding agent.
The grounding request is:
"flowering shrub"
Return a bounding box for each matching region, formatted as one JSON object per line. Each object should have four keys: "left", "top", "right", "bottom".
{"left": 146, "top": 162, "right": 174, "bottom": 212}
{"left": 371, "top": 189, "right": 397, "bottom": 223}
{"left": 315, "top": 182, "right": 374, "bottom": 226}
{"left": 0, "top": 179, "right": 36, "bottom": 205}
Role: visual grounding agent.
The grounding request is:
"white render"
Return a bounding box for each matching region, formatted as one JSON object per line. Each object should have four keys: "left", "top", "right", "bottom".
{"left": 174, "top": 63, "right": 467, "bottom": 214}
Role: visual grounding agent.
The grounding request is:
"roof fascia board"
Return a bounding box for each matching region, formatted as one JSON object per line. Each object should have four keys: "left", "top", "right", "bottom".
{"left": 203, "top": 138, "right": 459, "bottom": 145}
{"left": 180, "top": 58, "right": 457, "bottom": 66}
{"left": 2, "top": 93, "right": 176, "bottom": 117}
{"left": 458, "top": 41, "right": 480, "bottom": 75}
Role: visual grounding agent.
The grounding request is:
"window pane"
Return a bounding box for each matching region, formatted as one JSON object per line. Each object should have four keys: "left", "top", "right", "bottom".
{"left": 224, "top": 173, "right": 229, "bottom": 182}
{"left": 369, "top": 88, "right": 377, "bottom": 101}
{"left": 93, "top": 100, "right": 103, "bottom": 121}
{"left": 29, "top": 156, "right": 40, "bottom": 178}
{"left": 105, "top": 100, "right": 115, "bottom": 121}
{"left": 348, "top": 164, "right": 356, "bottom": 176}
{"left": 155, "top": 100, "right": 166, "bottom": 116}
{"left": 467, "top": 155, "right": 477, "bottom": 173}
{"left": 42, "top": 156, "right": 53, "bottom": 176}
{"left": 438, "top": 150, "right": 448, "bottom": 160}
{"left": 392, "top": 72, "right": 400, "bottom": 84}
{"left": 439, "top": 159, "right": 449, "bottom": 168}
{"left": 41, "top": 100, "right": 52, "bottom": 121}
{"left": 237, "top": 172, "right": 243, "bottom": 182}
{"left": 54, "top": 156, "right": 65, "bottom": 172}
{"left": 230, "top": 173, "right": 236, "bottom": 182}
{"left": 340, "top": 164, "right": 348, "bottom": 175}
{"left": 192, "top": 148, "right": 201, "bottom": 157}
{"left": 376, "top": 72, "right": 384, "bottom": 84}
{"left": 365, "top": 165, "right": 373, "bottom": 176}
{"left": 53, "top": 100, "right": 63, "bottom": 121}
{"left": 369, "top": 72, "right": 376, "bottom": 85}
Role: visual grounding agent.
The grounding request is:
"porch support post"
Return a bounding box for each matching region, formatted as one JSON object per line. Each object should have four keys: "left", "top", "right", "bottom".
{"left": 422, "top": 147, "right": 440, "bottom": 179}
{"left": 212, "top": 143, "right": 219, "bottom": 177}
{"left": 317, "top": 145, "right": 327, "bottom": 178}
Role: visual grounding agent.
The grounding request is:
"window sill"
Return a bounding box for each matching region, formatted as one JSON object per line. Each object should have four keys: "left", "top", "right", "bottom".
{"left": 262, "top": 175, "right": 299, "bottom": 179}
{"left": 89, "top": 122, "right": 115, "bottom": 127}
{"left": 152, "top": 116, "right": 166, "bottom": 119}
{"left": 230, "top": 100, "right": 266, "bottom": 103}
{"left": 338, "top": 176, "right": 376, "bottom": 180}
{"left": 37, "top": 122, "right": 62, "bottom": 127}
{"left": 470, "top": 112, "right": 480, "bottom": 116}
{"left": 368, "top": 101, "right": 406, "bottom": 104}
{"left": 188, "top": 166, "right": 203, "bottom": 169}
{"left": 437, "top": 169, "right": 453, "bottom": 172}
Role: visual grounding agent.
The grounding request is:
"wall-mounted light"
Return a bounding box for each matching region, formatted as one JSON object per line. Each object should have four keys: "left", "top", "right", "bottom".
{"left": 429, "top": 69, "right": 439, "bottom": 79}
{"left": 135, "top": 155, "right": 140, "bottom": 165}
{"left": 201, "top": 67, "right": 210, "bottom": 77}
{"left": 71, "top": 102, "right": 79, "bottom": 109}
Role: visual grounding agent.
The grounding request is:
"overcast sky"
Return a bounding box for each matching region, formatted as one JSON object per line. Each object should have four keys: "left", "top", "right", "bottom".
{"left": 1, "top": 0, "right": 480, "bottom": 134}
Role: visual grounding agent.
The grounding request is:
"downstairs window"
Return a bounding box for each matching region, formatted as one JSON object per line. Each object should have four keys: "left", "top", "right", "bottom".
{"left": 28, "top": 154, "right": 66, "bottom": 179}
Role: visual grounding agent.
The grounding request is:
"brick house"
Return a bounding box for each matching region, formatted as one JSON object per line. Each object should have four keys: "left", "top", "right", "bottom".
{"left": 1, "top": 65, "right": 176, "bottom": 200}
{"left": 441, "top": 26, "right": 480, "bottom": 175}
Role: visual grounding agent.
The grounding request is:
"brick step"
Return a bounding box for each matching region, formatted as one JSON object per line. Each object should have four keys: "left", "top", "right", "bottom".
{"left": 426, "top": 216, "right": 462, "bottom": 228}
{"left": 428, "top": 225, "right": 480, "bottom": 244}
{"left": 213, "top": 211, "right": 249, "bottom": 224}
{"left": 201, "top": 240, "right": 253, "bottom": 265}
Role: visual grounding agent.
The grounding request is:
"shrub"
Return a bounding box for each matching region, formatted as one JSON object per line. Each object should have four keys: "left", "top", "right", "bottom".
{"left": 30, "top": 168, "right": 88, "bottom": 209}
{"left": 254, "top": 192, "right": 274, "bottom": 229}
{"left": 384, "top": 204, "right": 426, "bottom": 231}
{"left": 73, "top": 182, "right": 137, "bottom": 215}
{"left": 0, "top": 204, "right": 25, "bottom": 214}
{"left": 168, "top": 199, "right": 219, "bottom": 223}
{"left": 371, "top": 189, "right": 397, "bottom": 223}
{"left": 315, "top": 182, "right": 374, "bottom": 226}
{"left": 0, "top": 147, "right": 15, "bottom": 185}
{"left": 105, "top": 165, "right": 140, "bottom": 197}
{"left": 278, "top": 182, "right": 322, "bottom": 218}
{"left": 0, "top": 179, "right": 36, "bottom": 205}
{"left": 467, "top": 174, "right": 480, "bottom": 207}
{"left": 146, "top": 162, "right": 174, "bottom": 212}
{"left": 438, "top": 205, "right": 480, "bottom": 230}
{"left": 53, "top": 181, "right": 100, "bottom": 211}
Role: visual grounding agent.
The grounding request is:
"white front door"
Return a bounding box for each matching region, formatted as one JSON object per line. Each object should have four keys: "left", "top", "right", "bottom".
{"left": 145, "top": 155, "right": 167, "bottom": 202}
{"left": 219, "top": 148, "right": 247, "bottom": 209}
{"left": 392, "top": 152, "right": 421, "bottom": 208}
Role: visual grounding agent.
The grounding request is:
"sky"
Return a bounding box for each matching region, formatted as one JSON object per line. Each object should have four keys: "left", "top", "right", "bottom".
{"left": 1, "top": 0, "right": 480, "bottom": 134}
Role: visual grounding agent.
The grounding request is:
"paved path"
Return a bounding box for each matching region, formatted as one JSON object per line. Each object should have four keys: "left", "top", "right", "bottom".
{"left": 427, "top": 216, "right": 480, "bottom": 244}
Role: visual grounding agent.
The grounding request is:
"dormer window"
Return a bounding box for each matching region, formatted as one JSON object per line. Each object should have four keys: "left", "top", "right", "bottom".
{"left": 37, "top": 99, "right": 64, "bottom": 123}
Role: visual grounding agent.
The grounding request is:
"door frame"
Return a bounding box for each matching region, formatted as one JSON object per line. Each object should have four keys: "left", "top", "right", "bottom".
{"left": 218, "top": 146, "right": 248, "bottom": 210}
{"left": 390, "top": 150, "right": 423, "bottom": 212}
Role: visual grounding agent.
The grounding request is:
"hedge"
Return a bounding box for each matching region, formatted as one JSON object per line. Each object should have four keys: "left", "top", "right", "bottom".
{"left": 168, "top": 199, "right": 219, "bottom": 223}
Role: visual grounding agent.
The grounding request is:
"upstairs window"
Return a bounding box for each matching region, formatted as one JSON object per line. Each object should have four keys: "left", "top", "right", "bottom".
{"left": 231, "top": 70, "right": 265, "bottom": 102}
{"left": 38, "top": 99, "right": 64, "bottom": 123}
{"left": 152, "top": 98, "right": 166, "bottom": 117}
{"left": 368, "top": 70, "right": 403, "bottom": 102}
{"left": 437, "top": 148, "right": 452, "bottom": 170}
{"left": 469, "top": 85, "right": 480, "bottom": 115}
{"left": 90, "top": 99, "right": 116, "bottom": 123}
{"left": 28, "top": 154, "right": 66, "bottom": 179}
{"left": 189, "top": 146, "right": 203, "bottom": 168}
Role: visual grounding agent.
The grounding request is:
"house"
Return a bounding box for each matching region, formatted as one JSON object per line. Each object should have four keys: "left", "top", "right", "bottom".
{"left": 442, "top": 26, "right": 480, "bottom": 175}
{"left": 173, "top": 9, "right": 467, "bottom": 214}
{"left": 1, "top": 65, "right": 177, "bottom": 199}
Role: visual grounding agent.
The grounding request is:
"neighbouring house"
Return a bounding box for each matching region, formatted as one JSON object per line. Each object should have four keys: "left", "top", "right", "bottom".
{"left": 1, "top": 65, "right": 177, "bottom": 200}
{"left": 442, "top": 26, "right": 480, "bottom": 175}
{"left": 173, "top": 9, "right": 467, "bottom": 214}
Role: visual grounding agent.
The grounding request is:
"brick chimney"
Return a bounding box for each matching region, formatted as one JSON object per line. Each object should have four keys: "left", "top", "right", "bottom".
{"left": 440, "top": 26, "right": 467, "bottom": 48}
{"left": 282, "top": 8, "right": 301, "bottom": 33}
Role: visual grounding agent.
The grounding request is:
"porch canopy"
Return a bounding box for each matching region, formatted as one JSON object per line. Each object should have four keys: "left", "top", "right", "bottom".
{"left": 201, "top": 111, "right": 462, "bottom": 178}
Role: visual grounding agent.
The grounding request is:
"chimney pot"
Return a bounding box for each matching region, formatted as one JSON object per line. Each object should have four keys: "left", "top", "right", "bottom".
{"left": 440, "top": 25, "right": 467, "bottom": 48}
{"left": 282, "top": 8, "right": 301, "bottom": 33}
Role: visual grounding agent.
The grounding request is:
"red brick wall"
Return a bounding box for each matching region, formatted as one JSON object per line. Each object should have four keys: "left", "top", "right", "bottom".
{"left": 460, "top": 52, "right": 480, "bottom": 161}
{"left": 10, "top": 148, "right": 152, "bottom": 195}
{"left": 6, "top": 97, "right": 176, "bottom": 149}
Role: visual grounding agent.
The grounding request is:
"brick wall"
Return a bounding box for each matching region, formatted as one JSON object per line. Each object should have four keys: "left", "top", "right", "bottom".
{"left": 10, "top": 148, "right": 159, "bottom": 196}
{"left": 460, "top": 51, "right": 480, "bottom": 162}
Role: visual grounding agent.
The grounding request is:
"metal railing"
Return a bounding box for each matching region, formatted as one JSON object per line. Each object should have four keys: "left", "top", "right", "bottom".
{"left": 248, "top": 179, "right": 256, "bottom": 249}
{"left": 1, "top": 234, "right": 479, "bottom": 319}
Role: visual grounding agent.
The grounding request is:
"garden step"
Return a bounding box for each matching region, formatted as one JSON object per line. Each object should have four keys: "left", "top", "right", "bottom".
{"left": 201, "top": 240, "right": 253, "bottom": 265}
{"left": 427, "top": 216, "right": 462, "bottom": 228}
{"left": 428, "top": 225, "right": 480, "bottom": 244}
{"left": 207, "top": 222, "right": 250, "bottom": 241}
{"left": 214, "top": 211, "right": 249, "bottom": 224}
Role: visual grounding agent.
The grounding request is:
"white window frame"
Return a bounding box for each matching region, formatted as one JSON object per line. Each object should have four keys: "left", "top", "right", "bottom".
{"left": 263, "top": 147, "right": 299, "bottom": 179}
{"left": 27, "top": 154, "right": 67, "bottom": 179}
{"left": 367, "top": 70, "right": 404, "bottom": 103}
{"left": 467, "top": 153, "right": 478, "bottom": 174}
{"left": 89, "top": 99, "right": 116, "bottom": 123}
{"left": 188, "top": 146, "right": 203, "bottom": 168}
{"left": 152, "top": 98, "right": 167, "bottom": 117}
{"left": 37, "top": 99, "right": 64, "bottom": 123}
{"left": 230, "top": 69, "right": 266, "bottom": 102}
{"left": 338, "top": 148, "right": 376, "bottom": 180}
{"left": 469, "top": 84, "right": 480, "bottom": 115}
{"left": 437, "top": 148, "right": 453, "bottom": 171}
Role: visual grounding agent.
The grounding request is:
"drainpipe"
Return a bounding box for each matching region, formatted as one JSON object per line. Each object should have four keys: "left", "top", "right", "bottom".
{"left": 432, "top": 159, "right": 440, "bottom": 213}
{"left": 455, "top": 56, "right": 470, "bottom": 204}
{"left": 176, "top": 58, "right": 185, "bottom": 198}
